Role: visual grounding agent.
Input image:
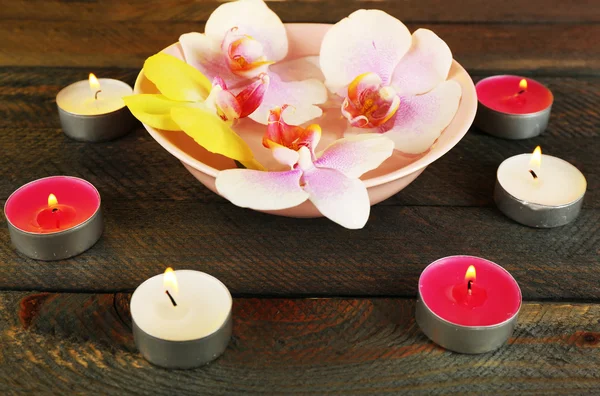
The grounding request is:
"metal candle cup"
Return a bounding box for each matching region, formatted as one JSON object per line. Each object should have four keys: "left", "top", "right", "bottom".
{"left": 475, "top": 75, "right": 553, "bottom": 140}
{"left": 56, "top": 75, "right": 136, "bottom": 142}
{"left": 416, "top": 256, "right": 522, "bottom": 354}
{"left": 133, "top": 314, "right": 232, "bottom": 370}
{"left": 4, "top": 176, "right": 103, "bottom": 261}
{"left": 130, "top": 270, "right": 232, "bottom": 369}
{"left": 494, "top": 149, "right": 587, "bottom": 228}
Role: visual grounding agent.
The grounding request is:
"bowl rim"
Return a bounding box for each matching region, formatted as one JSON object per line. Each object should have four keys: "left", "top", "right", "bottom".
{"left": 134, "top": 23, "right": 477, "bottom": 188}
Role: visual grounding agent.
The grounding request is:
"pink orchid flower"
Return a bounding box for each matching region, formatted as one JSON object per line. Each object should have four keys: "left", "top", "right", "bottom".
{"left": 319, "top": 10, "right": 462, "bottom": 154}
{"left": 215, "top": 108, "right": 394, "bottom": 229}
{"left": 179, "top": 0, "right": 327, "bottom": 125}
{"left": 209, "top": 75, "right": 269, "bottom": 122}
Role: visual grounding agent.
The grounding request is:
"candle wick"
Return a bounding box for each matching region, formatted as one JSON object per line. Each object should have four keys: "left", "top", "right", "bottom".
{"left": 529, "top": 169, "right": 538, "bottom": 180}
{"left": 165, "top": 290, "right": 177, "bottom": 307}
{"left": 518, "top": 89, "right": 526, "bottom": 95}
{"left": 94, "top": 90, "right": 102, "bottom": 100}
{"left": 467, "top": 280, "right": 473, "bottom": 296}
{"left": 52, "top": 208, "right": 59, "bottom": 213}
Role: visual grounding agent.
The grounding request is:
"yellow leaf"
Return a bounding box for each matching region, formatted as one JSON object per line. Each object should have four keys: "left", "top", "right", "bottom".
{"left": 124, "top": 94, "right": 199, "bottom": 131}
{"left": 171, "top": 107, "right": 261, "bottom": 169}
{"left": 144, "top": 53, "right": 212, "bottom": 102}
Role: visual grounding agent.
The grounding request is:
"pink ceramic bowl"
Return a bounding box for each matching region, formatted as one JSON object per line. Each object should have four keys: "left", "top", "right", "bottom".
{"left": 134, "top": 23, "right": 477, "bottom": 218}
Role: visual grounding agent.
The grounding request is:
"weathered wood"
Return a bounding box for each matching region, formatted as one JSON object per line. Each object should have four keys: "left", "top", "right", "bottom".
{"left": 2, "top": 0, "right": 599, "bottom": 23}
{"left": 0, "top": 200, "right": 598, "bottom": 298}
{"left": 0, "top": 68, "right": 598, "bottom": 208}
{"left": 1, "top": 292, "right": 599, "bottom": 394}
{"left": 1, "top": 21, "right": 599, "bottom": 73}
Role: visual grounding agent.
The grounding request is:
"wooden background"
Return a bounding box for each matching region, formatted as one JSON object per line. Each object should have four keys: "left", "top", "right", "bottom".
{"left": 0, "top": 0, "right": 599, "bottom": 393}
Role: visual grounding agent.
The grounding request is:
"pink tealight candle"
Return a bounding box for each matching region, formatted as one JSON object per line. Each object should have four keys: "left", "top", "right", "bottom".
{"left": 415, "top": 255, "right": 522, "bottom": 354}
{"left": 475, "top": 75, "right": 553, "bottom": 139}
{"left": 4, "top": 176, "right": 103, "bottom": 260}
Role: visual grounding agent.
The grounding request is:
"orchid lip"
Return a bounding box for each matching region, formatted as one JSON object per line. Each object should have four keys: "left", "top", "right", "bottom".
{"left": 342, "top": 72, "right": 402, "bottom": 128}
{"left": 222, "top": 28, "right": 273, "bottom": 77}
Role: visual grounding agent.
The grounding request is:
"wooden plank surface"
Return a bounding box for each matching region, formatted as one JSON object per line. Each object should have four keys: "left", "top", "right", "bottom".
{"left": 0, "top": 68, "right": 598, "bottom": 296}
{"left": 1, "top": 0, "right": 599, "bottom": 393}
{"left": 1, "top": 292, "right": 599, "bottom": 394}
{"left": 1, "top": 21, "right": 599, "bottom": 73}
{"left": 2, "top": 0, "right": 599, "bottom": 23}
{"left": 1, "top": 202, "right": 599, "bottom": 297}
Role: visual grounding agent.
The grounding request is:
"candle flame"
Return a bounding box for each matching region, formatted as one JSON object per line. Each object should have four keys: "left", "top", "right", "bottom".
{"left": 519, "top": 79, "right": 527, "bottom": 91}
{"left": 163, "top": 267, "right": 178, "bottom": 294}
{"left": 48, "top": 193, "right": 58, "bottom": 207}
{"left": 465, "top": 265, "right": 476, "bottom": 282}
{"left": 89, "top": 73, "right": 101, "bottom": 91}
{"left": 530, "top": 146, "right": 542, "bottom": 169}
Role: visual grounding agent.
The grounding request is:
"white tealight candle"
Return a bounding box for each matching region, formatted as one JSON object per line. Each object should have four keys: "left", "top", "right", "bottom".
{"left": 57, "top": 75, "right": 132, "bottom": 115}
{"left": 494, "top": 146, "right": 587, "bottom": 228}
{"left": 130, "top": 269, "right": 232, "bottom": 369}
{"left": 56, "top": 73, "right": 136, "bottom": 142}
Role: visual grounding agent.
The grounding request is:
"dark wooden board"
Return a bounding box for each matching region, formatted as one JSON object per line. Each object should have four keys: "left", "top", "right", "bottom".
{"left": 2, "top": 0, "right": 599, "bottom": 23}
{"left": 1, "top": 21, "right": 599, "bottom": 73}
{"left": 1, "top": 292, "right": 599, "bottom": 394}
{"left": 1, "top": 201, "right": 598, "bottom": 298}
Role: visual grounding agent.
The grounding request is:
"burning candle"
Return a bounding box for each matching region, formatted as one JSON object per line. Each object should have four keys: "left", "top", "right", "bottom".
{"left": 495, "top": 146, "right": 587, "bottom": 228}
{"left": 130, "top": 268, "right": 232, "bottom": 369}
{"left": 56, "top": 73, "right": 136, "bottom": 142}
{"left": 416, "top": 256, "right": 522, "bottom": 354}
{"left": 4, "top": 176, "right": 103, "bottom": 260}
{"left": 475, "top": 75, "right": 553, "bottom": 139}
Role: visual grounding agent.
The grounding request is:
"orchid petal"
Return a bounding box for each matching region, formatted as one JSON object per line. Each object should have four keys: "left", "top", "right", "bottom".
{"left": 170, "top": 107, "right": 259, "bottom": 168}
{"left": 214, "top": 89, "right": 242, "bottom": 121}
{"left": 236, "top": 74, "right": 269, "bottom": 118}
{"left": 264, "top": 106, "right": 303, "bottom": 148}
{"left": 222, "top": 30, "right": 275, "bottom": 78}
{"left": 179, "top": 32, "right": 248, "bottom": 88}
{"left": 264, "top": 107, "right": 322, "bottom": 153}
{"left": 263, "top": 140, "right": 300, "bottom": 168}
{"left": 391, "top": 29, "right": 453, "bottom": 96}
{"left": 216, "top": 169, "right": 308, "bottom": 210}
{"left": 212, "top": 76, "right": 227, "bottom": 90}
{"left": 249, "top": 72, "right": 327, "bottom": 125}
{"left": 342, "top": 72, "right": 401, "bottom": 128}
{"left": 123, "top": 94, "right": 197, "bottom": 131}
{"left": 319, "top": 9, "right": 412, "bottom": 93}
{"left": 383, "top": 80, "right": 462, "bottom": 154}
{"left": 144, "top": 53, "right": 212, "bottom": 102}
{"left": 205, "top": 0, "right": 288, "bottom": 62}
{"left": 301, "top": 124, "right": 322, "bottom": 157}
{"left": 303, "top": 167, "right": 370, "bottom": 229}
{"left": 315, "top": 135, "right": 394, "bottom": 178}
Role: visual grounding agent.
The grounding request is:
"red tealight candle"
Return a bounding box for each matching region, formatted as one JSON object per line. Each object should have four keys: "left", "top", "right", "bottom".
{"left": 475, "top": 75, "right": 553, "bottom": 139}
{"left": 415, "top": 256, "right": 522, "bottom": 354}
{"left": 4, "top": 176, "right": 103, "bottom": 260}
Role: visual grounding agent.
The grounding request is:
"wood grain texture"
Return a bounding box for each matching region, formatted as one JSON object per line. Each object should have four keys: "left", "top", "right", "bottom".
{"left": 0, "top": 201, "right": 599, "bottom": 298}
{"left": 0, "top": 68, "right": 598, "bottom": 208}
{"left": 2, "top": 0, "right": 599, "bottom": 23}
{"left": 1, "top": 21, "right": 599, "bottom": 73}
{"left": 1, "top": 292, "right": 599, "bottom": 394}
